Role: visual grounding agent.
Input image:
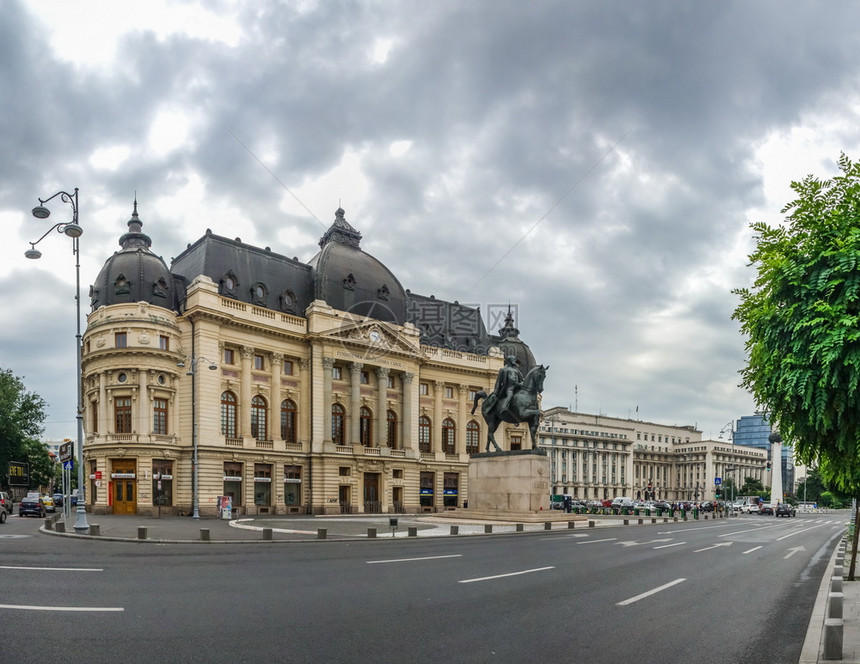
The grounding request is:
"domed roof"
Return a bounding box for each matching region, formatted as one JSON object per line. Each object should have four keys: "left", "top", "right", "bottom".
{"left": 308, "top": 208, "right": 406, "bottom": 324}
{"left": 89, "top": 201, "right": 175, "bottom": 311}
{"left": 493, "top": 306, "right": 537, "bottom": 372}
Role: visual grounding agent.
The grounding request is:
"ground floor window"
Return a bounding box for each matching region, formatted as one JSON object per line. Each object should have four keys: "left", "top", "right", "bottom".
{"left": 254, "top": 463, "right": 272, "bottom": 506}
{"left": 152, "top": 460, "right": 173, "bottom": 506}
{"left": 420, "top": 471, "right": 435, "bottom": 507}
{"left": 223, "top": 461, "right": 243, "bottom": 507}
{"left": 284, "top": 464, "right": 302, "bottom": 506}
{"left": 443, "top": 472, "right": 459, "bottom": 507}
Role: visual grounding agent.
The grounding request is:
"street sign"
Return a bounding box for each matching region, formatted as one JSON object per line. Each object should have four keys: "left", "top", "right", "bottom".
{"left": 59, "top": 442, "right": 73, "bottom": 463}
{"left": 714, "top": 477, "right": 722, "bottom": 484}
{"left": 63, "top": 460, "right": 74, "bottom": 471}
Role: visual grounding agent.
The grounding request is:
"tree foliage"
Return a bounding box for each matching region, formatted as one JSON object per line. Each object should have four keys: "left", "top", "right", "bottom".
{"left": 0, "top": 368, "right": 47, "bottom": 490}
{"left": 734, "top": 154, "right": 860, "bottom": 469}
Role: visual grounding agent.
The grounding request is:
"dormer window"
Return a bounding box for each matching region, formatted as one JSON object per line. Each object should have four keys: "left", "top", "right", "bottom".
{"left": 220, "top": 272, "right": 238, "bottom": 296}
{"left": 343, "top": 274, "right": 356, "bottom": 290}
{"left": 251, "top": 282, "right": 267, "bottom": 305}
{"left": 280, "top": 290, "right": 296, "bottom": 312}
{"left": 152, "top": 278, "right": 167, "bottom": 299}
{"left": 114, "top": 274, "right": 130, "bottom": 295}
{"left": 377, "top": 284, "right": 390, "bottom": 300}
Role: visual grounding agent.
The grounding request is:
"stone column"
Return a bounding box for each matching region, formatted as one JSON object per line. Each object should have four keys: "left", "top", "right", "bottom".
{"left": 457, "top": 385, "right": 468, "bottom": 455}
{"left": 240, "top": 346, "right": 253, "bottom": 438}
{"left": 401, "top": 372, "right": 414, "bottom": 451}
{"left": 375, "top": 367, "right": 389, "bottom": 447}
{"left": 138, "top": 370, "right": 149, "bottom": 435}
{"left": 298, "top": 358, "right": 310, "bottom": 445}
{"left": 98, "top": 373, "right": 107, "bottom": 435}
{"left": 350, "top": 362, "right": 363, "bottom": 445}
{"left": 271, "top": 353, "right": 283, "bottom": 442}
{"left": 433, "top": 381, "right": 444, "bottom": 454}
{"left": 321, "top": 358, "right": 335, "bottom": 443}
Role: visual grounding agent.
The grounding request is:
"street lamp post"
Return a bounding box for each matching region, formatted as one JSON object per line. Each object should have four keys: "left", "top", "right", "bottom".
{"left": 27, "top": 188, "right": 89, "bottom": 533}
{"left": 177, "top": 355, "right": 217, "bottom": 519}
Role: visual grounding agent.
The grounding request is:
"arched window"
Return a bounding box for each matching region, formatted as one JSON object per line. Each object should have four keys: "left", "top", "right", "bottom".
{"left": 332, "top": 403, "right": 345, "bottom": 445}
{"left": 442, "top": 418, "right": 456, "bottom": 454}
{"left": 466, "top": 420, "right": 480, "bottom": 455}
{"left": 386, "top": 410, "right": 398, "bottom": 448}
{"left": 360, "top": 406, "right": 373, "bottom": 446}
{"left": 251, "top": 395, "right": 268, "bottom": 440}
{"left": 221, "top": 391, "right": 237, "bottom": 438}
{"left": 280, "top": 399, "right": 297, "bottom": 443}
{"left": 419, "top": 415, "right": 432, "bottom": 453}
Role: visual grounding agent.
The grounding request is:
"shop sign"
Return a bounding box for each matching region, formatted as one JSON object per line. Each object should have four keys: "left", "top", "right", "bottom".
{"left": 223, "top": 475, "right": 243, "bottom": 482}
{"left": 420, "top": 488, "right": 434, "bottom": 495}
{"left": 284, "top": 478, "right": 302, "bottom": 483}
{"left": 111, "top": 472, "right": 136, "bottom": 479}
{"left": 254, "top": 477, "right": 272, "bottom": 482}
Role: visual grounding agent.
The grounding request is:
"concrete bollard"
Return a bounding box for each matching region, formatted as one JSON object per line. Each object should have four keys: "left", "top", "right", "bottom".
{"left": 408, "top": 527, "right": 417, "bottom": 537}
{"left": 544, "top": 522, "right": 552, "bottom": 531}
{"left": 516, "top": 523, "right": 524, "bottom": 532}
{"left": 674, "top": 516, "right": 678, "bottom": 522}
{"left": 833, "top": 564, "right": 844, "bottom": 578}
{"left": 828, "top": 592, "right": 844, "bottom": 619}
{"left": 200, "top": 528, "right": 210, "bottom": 541}
{"left": 638, "top": 518, "right": 643, "bottom": 525}
{"left": 55, "top": 521, "right": 65, "bottom": 533}
{"left": 137, "top": 527, "right": 147, "bottom": 540}
{"left": 89, "top": 523, "right": 100, "bottom": 536}
{"left": 367, "top": 527, "right": 377, "bottom": 538}
{"left": 651, "top": 518, "right": 657, "bottom": 524}
{"left": 484, "top": 524, "right": 493, "bottom": 534}
{"left": 831, "top": 576, "right": 843, "bottom": 593}
{"left": 317, "top": 528, "right": 327, "bottom": 539}
{"left": 588, "top": 520, "right": 595, "bottom": 528}
{"left": 823, "top": 618, "right": 843, "bottom": 660}
{"left": 263, "top": 528, "right": 273, "bottom": 541}
{"left": 450, "top": 525, "right": 459, "bottom": 535}
{"left": 567, "top": 520, "right": 576, "bottom": 529}
{"left": 44, "top": 517, "right": 53, "bottom": 530}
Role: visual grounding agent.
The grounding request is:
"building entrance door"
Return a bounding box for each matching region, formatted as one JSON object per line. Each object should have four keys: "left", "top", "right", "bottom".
{"left": 111, "top": 460, "right": 137, "bottom": 515}
{"left": 364, "top": 473, "right": 381, "bottom": 513}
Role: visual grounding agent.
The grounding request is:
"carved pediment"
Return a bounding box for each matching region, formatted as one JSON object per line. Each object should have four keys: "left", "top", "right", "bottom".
{"left": 324, "top": 321, "right": 419, "bottom": 358}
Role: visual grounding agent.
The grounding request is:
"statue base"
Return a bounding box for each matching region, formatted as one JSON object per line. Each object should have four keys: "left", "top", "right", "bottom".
{"left": 466, "top": 448, "right": 551, "bottom": 513}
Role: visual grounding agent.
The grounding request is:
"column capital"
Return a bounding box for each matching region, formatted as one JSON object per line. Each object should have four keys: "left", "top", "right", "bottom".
{"left": 272, "top": 352, "right": 284, "bottom": 363}
{"left": 240, "top": 345, "right": 254, "bottom": 360}
{"left": 375, "top": 366, "right": 390, "bottom": 378}
{"left": 350, "top": 362, "right": 364, "bottom": 373}
{"left": 401, "top": 371, "right": 414, "bottom": 384}
{"left": 322, "top": 357, "right": 336, "bottom": 370}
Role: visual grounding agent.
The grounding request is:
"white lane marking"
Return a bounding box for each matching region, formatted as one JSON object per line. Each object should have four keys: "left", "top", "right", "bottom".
{"left": 743, "top": 546, "right": 763, "bottom": 554}
{"left": 654, "top": 542, "right": 686, "bottom": 549}
{"left": 616, "top": 538, "right": 674, "bottom": 547}
{"left": 617, "top": 578, "right": 686, "bottom": 606}
{"left": 694, "top": 542, "right": 732, "bottom": 553}
{"left": 784, "top": 546, "right": 806, "bottom": 559}
{"left": 459, "top": 566, "right": 554, "bottom": 584}
{"left": 776, "top": 524, "right": 828, "bottom": 540}
{"left": 718, "top": 524, "right": 782, "bottom": 537}
{"left": 0, "top": 565, "right": 103, "bottom": 572}
{"left": 0, "top": 604, "right": 124, "bottom": 612}
{"left": 577, "top": 538, "right": 617, "bottom": 545}
{"left": 539, "top": 533, "right": 590, "bottom": 540}
{"left": 367, "top": 554, "right": 462, "bottom": 564}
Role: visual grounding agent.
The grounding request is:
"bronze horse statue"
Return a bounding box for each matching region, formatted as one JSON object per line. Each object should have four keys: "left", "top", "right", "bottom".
{"left": 471, "top": 364, "right": 548, "bottom": 452}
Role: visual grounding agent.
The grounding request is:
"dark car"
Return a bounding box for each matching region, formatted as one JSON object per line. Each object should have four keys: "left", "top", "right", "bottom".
{"left": 18, "top": 494, "right": 46, "bottom": 518}
{"left": 53, "top": 493, "right": 64, "bottom": 508}
{"left": 775, "top": 503, "right": 796, "bottom": 517}
{"left": 760, "top": 503, "right": 775, "bottom": 515}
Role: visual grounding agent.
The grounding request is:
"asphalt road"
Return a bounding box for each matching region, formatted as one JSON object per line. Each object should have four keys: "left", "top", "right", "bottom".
{"left": 0, "top": 512, "right": 845, "bottom": 663}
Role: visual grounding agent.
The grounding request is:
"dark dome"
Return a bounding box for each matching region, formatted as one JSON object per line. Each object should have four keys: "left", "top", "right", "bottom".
{"left": 494, "top": 307, "right": 537, "bottom": 373}
{"left": 308, "top": 208, "right": 406, "bottom": 323}
{"left": 89, "top": 202, "right": 175, "bottom": 311}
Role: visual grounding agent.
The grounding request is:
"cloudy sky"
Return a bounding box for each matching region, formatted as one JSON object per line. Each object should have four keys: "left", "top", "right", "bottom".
{"left": 3, "top": 0, "right": 860, "bottom": 443}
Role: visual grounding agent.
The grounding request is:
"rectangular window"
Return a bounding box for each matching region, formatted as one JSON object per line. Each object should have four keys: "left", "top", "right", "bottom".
{"left": 332, "top": 366, "right": 342, "bottom": 380}
{"left": 153, "top": 398, "right": 168, "bottom": 435}
{"left": 444, "top": 386, "right": 454, "bottom": 398}
{"left": 393, "top": 469, "right": 403, "bottom": 479}
{"left": 224, "top": 348, "right": 235, "bottom": 365}
{"left": 115, "top": 397, "right": 132, "bottom": 434}
{"left": 254, "top": 354, "right": 264, "bottom": 370}
{"left": 360, "top": 371, "right": 369, "bottom": 384}
{"left": 115, "top": 332, "right": 127, "bottom": 348}
{"left": 284, "top": 464, "right": 301, "bottom": 506}
{"left": 339, "top": 466, "right": 351, "bottom": 477}
{"left": 387, "top": 376, "right": 395, "bottom": 389}
{"left": 223, "top": 461, "right": 242, "bottom": 507}
{"left": 152, "top": 460, "right": 173, "bottom": 507}
{"left": 90, "top": 403, "right": 98, "bottom": 433}
{"left": 510, "top": 435, "right": 522, "bottom": 451}
{"left": 159, "top": 335, "right": 169, "bottom": 351}
{"left": 254, "top": 463, "right": 272, "bottom": 506}
{"left": 419, "top": 383, "right": 429, "bottom": 395}
{"left": 283, "top": 359, "right": 293, "bottom": 375}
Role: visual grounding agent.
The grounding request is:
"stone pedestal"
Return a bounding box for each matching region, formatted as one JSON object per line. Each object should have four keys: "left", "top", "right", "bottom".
{"left": 467, "top": 449, "right": 550, "bottom": 513}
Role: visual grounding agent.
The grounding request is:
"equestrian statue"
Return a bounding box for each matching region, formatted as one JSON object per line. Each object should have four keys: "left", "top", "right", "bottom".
{"left": 471, "top": 355, "right": 548, "bottom": 453}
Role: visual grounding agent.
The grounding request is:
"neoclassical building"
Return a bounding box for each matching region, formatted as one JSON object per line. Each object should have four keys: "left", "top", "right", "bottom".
{"left": 539, "top": 407, "right": 767, "bottom": 502}
{"left": 81, "top": 204, "right": 537, "bottom": 516}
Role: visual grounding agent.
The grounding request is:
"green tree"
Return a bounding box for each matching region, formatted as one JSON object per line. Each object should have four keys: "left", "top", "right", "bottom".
{"left": 739, "top": 476, "right": 765, "bottom": 496}
{"left": 733, "top": 154, "right": 860, "bottom": 469}
{"left": 0, "top": 368, "right": 47, "bottom": 491}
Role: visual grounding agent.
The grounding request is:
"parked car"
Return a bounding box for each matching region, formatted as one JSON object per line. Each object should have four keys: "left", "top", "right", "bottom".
{"left": 19, "top": 494, "right": 46, "bottom": 518}
{"left": 0, "top": 491, "right": 13, "bottom": 515}
{"left": 775, "top": 503, "right": 796, "bottom": 517}
{"left": 760, "top": 503, "right": 775, "bottom": 515}
{"left": 41, "top": 495, "right": 56, "bottom": 513}
{"left": 53, "top": 493, "right": 64, "bottom": 508}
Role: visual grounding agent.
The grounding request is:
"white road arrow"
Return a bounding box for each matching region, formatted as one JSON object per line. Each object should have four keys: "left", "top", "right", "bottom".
{"left": 694, "top": 542, "right": 733, "bottom": 553}
{"left": 784, "top": 546, "right": 806, "bottom": 559}
{"left": 615, "top": 538, "right": 674, "bottom": 547}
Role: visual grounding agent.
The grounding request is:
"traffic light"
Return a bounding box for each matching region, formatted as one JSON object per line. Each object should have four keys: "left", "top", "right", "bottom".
{"left": 715, "top": 488, "right": 722, "bottom": 498}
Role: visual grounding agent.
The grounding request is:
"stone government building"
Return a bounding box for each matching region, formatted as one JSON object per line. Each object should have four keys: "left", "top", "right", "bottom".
{"left": 82, "top": 204, "right": 538, "bottom": 516}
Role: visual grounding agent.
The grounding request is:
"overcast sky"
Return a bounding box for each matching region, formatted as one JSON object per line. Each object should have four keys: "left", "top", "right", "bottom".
{"left": 3, "top": 0, "right": 860, "bottom": 443}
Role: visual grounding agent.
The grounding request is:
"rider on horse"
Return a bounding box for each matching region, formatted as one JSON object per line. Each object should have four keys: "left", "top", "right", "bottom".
{"left": 485, "top": 355, "right": 523, "bottom": 418}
